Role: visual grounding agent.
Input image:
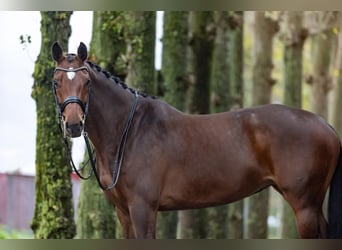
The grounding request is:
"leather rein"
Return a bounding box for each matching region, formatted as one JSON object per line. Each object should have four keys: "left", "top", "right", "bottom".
{"left": 53, "top": 65, "right": 139, "bottom": 190}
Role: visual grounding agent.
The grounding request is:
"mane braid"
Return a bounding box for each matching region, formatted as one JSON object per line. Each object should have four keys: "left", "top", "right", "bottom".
{"left": 86, "top": 61, "right": 155, "bottom": 99}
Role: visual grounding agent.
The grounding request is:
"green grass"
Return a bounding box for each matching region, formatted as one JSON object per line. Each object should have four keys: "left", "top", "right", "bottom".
{"left": 0, "top": 226, "right": 33, "bottom": 239}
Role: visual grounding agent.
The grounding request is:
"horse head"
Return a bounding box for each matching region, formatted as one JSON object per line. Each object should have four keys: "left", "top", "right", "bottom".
{"left": 52, "top": 42, "right": 90, "bottom": 138}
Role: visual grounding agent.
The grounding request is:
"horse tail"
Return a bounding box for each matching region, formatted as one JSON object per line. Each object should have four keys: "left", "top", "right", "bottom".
{"left": 328, "top": 145, "right": 342, "bottom": 238}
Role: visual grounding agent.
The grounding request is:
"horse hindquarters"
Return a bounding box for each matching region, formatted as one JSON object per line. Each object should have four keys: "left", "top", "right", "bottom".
{"left": 328, "top": 146, "right": 342, "bottom": 238}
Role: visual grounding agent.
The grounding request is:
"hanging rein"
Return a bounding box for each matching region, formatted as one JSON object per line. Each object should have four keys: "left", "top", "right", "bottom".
{"left": 52, "top": 66, "right": 139, "bottom": 190}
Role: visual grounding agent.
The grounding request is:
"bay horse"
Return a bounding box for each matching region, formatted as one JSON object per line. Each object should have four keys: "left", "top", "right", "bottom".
{"left": 51, "top": 42, "right": 342, "bottom": 239}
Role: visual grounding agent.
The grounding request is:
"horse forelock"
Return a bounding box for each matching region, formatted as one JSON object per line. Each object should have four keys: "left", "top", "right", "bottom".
{"left": 66, "top": 53, "right": 76, "bottom": 63}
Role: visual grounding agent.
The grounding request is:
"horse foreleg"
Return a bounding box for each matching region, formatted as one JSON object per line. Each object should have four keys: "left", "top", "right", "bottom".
{"left": 116, "top": 207, "right": 135, "bottom": 239}
{"left": 129, "top": 198, "right": 158, "bottom": 239}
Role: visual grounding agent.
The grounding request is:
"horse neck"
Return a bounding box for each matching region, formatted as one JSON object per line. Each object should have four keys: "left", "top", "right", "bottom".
{"left": 85, "top": 66, "right": 136, "bottom": 155}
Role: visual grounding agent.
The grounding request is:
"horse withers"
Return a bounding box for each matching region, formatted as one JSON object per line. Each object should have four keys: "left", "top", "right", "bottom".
{"left": 51, "top": 41, "right": 342, "bottom": 238}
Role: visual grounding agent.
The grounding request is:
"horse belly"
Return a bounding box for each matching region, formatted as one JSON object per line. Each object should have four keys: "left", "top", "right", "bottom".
{"left": 158, "top": 161, "right": 268, "bottom": 211}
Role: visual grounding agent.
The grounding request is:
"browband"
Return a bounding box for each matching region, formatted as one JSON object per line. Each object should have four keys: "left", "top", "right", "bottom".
{"left": 54, "top": 66, "right": 88, "bottom": 73}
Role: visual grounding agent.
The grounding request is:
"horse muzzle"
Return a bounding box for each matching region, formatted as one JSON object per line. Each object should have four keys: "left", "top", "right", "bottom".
{"left": 59, "top": 96, "right": 87, "bottom": 138}
{"left": 64, "top": 121, "right": 84, "bottom": 138}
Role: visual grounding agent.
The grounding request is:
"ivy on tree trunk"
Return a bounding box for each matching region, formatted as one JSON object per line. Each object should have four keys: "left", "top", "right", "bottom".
{"left": 125, "top": 11, "right": 156, "bottom": 95}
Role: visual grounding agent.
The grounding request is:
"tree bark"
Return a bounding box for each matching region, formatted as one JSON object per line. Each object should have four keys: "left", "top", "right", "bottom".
{"left": 186, "top": 11, "right": 214, "bottom": 114}
{"left": 89, "top": 11, "right": 127, "bottom": 80}
{"left": 31, "top": 11, "right": 76, "bottom": 239}
{"left": 305, "top": 11, "right": 339, "bottom": 119}
{"left": 210, "top": 11, "right": 231, "bottom": 114}
{"left": 310, "top": 30, "right": 334, "bottom": 119}
{"left": 125, "top": 11, "right": 156, "bottom": 95}
{"left": 251, "top": 11, "right": 278, "bottom": 105}
{"left": 162, "top": 11, "right": 189, "bottom": 111}
{"left": 283, "top": 11, "right": 306, "bottom": 108}
{"left": 229, "top": 11, "right": 244, "bottom": 110}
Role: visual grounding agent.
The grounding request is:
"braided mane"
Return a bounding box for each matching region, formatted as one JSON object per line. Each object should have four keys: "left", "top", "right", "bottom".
{"left": 86, "top": 61, "right": 155, "bottom": 99}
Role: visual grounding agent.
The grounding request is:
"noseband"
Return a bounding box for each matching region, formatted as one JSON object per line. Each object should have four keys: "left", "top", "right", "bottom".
{"left": 53, "top": 66, "right": 90, "bottom": 125}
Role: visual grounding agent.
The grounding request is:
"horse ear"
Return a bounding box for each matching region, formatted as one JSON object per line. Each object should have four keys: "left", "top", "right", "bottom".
{"left": 52, "top": 42, "right": 63, "bottom": 62}
{"left": 77, "top": 42, "right": 88, "bottom": 62}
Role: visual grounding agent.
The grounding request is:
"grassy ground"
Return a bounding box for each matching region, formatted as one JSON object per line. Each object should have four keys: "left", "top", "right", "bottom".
{"left": 0, "top": 226, "right": 33, "bottom": 239}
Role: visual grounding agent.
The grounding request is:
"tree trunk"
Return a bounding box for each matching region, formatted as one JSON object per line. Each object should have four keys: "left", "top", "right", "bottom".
{"left": 177, "top": 209, "right": 207, "bottom": 239}
{"left": 281, "top": 11, "right": 307, "bottom": 238}
{"left": 304, "top": 11, "right": 339, "bottom": 119}
{"left": 283, "top": 12, "right": 306, "bottom": 108}
{"left": 185, "top": 11, "right": 214, "bottom": 114}
{"left": 30, "top": 11, "right": 76, "bottom": 239}
{"left": 177, "top": 11, "right": 214, "bottom": 239}
{"left": 125, "top": 11, "right": 156, "bottom": 95}
{"left": 251, "top": 11, "right": 278, "bottom": 105}
{"left": 229, "top": 11, "right": 244, "bottom": 110}
{"left": 89, "top": 11, "right": 127, "bottom": 80}
{"left": 156, "top": 11, "right": 189, "bottom": 239}
{"left": 248, "top": 11, "right": 279, "bottom": 239}
{"left": 177, "top": 210, "right": 193, "bottom": 238}
{"left": 210, "top": 11, "right": 231, "bottom": 114}
{"left": 162, "top": 11, "right": 189, "bottom": 111}
{"left": 310, "top": 30, "right": 334, "bottom": 119}
{"left": 76, "top": 11, "right": 123, "bottom": 239}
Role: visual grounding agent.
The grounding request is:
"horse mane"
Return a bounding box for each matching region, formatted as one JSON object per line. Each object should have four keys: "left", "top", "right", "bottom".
{"left": 86, "top": 61, "right": 155, "bottom": 99}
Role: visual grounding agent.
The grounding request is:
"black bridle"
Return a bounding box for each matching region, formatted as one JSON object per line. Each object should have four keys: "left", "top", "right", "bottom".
{"left": 53, "top": 66, "right": 90, "bottom": 128}
{"left": 52, "top": 65, "right": 139, "bottom": 190}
